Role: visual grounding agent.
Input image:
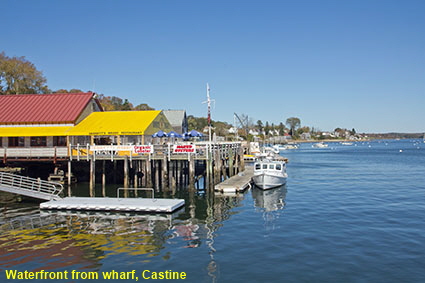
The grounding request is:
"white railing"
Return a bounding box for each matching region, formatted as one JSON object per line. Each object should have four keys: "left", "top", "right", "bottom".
{"left": 68, "top": 142, "right": 242, "bottom": 160}
{"left": 0, "top": 142, "right": 242, "bottom": 160}
{"left": 0, "top": 172, "right": 63, "bottom": 201}
{"left": 0, "top": 147, "right": 68, "bottom": 158}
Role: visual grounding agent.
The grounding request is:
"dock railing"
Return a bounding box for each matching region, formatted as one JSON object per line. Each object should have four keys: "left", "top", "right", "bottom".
{"left": 0, "top": 172, "right": 63, "bottom": 201}
{"left": 68, "top": 142, "right": 242, "bottom": 161}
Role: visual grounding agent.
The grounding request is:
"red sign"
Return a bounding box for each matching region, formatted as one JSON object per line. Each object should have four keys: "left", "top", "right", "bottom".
{"left": 173, "top": 144, "right": 196, "bottom": 153}
{"left": 133, "top": 145, "right": 154, "bottom": 154}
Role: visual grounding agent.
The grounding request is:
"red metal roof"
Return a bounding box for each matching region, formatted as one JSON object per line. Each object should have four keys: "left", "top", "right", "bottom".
{"left": 0, "top": 92, "right": 99, "bottom": 125}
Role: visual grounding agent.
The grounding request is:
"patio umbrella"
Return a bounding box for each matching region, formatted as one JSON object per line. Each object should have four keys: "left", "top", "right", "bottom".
{"left": 185, "top": 129, "right": 204, "bottom": 137}
{"left": 152, "top": 130, "right": 168, "bottom": 138}
{"left": 168, "top": 131, "right": 183, "bottom": 138}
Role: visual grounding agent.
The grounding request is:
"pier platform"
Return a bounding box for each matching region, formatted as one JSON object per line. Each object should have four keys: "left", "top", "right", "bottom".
{"left": 40, "top": 197, "right": 185, "bottom": 213}
{"left": 214, "top": 166, "right": 254, "bottom": 193}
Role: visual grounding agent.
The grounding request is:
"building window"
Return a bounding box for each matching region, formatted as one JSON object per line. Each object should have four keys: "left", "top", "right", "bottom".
{"left": 8, "top": 137, "right": 25, "bottom": 147}
{"left": 0, "top": 138, "right": 2, "bottom": 147}
{"left": 53, "top": 136, "right": 67, "bottom": 146}
{"left": 30, "top": 137, "right": 47, "bottom": 147}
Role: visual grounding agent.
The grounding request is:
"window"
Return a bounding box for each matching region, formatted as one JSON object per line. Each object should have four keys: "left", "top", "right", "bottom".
{"left": 0, "top": 138, "right": 2, "bottom": 147}
{"left": 8, "top": 137, "right": 25, "bottom": 147}
{"left": 262, "top": 164, "right": 268, "bottom": 170}
{"left": 30, "top": 137, "right": 47, "bottom": 147}
{"left": 53, "top": 136, "right": 67, "bottom": 146}
{"left": 94, "top": 137, "right": 113, "bottom": 145}
{"left": 255, "top": 164, "right": 261, "bottom": 170}
{"left": 276, "top": 164, "right": 282, "bottom": 171}
{"left": 269, "top": 164, "right": 275, "bottom": 170}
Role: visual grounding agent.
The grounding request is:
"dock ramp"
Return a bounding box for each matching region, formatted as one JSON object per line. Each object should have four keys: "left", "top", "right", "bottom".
{"left": 0, "top": 172, "right": 63, "bottom": 201}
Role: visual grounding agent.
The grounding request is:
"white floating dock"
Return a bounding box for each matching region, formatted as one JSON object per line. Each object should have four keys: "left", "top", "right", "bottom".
{"left": 40, "top": 197, "right": 185, "bottom": 213}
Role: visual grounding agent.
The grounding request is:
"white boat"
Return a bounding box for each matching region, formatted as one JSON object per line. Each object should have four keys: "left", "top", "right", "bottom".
{"left": 252, "top": 160, "right": 287, "bottom": 190}
{"left": 284, "top": 144, "right": 299, "bottom": 150}
{"left": 264, "top": 146, "right": 280, "bottom": 154}
{"left": 312, "top": 142, "right": 328, "bottom": 148}
{"left": 340, "top": 142, "right": 353, "bottom": 146}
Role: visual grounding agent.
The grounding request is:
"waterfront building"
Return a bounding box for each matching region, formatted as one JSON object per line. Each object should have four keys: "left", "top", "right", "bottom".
{"left": 0, "top": 92, "right": 102, "bottom": 151}
{"left": 162, "top": 110, "right": 188, "bottom": 134}
{"left": 67, "top": 110, "right": 174, "bottom": 146}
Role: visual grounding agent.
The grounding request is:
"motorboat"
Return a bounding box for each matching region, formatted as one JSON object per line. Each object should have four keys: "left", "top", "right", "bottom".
{"left": 252, "top": 160, "right": 287, "bottom": 190}
{"left": 312, "top": 142, "right": 328, "bottom": 148}
{"left": 283, "top": 144, "right": 299, "bottom": 150}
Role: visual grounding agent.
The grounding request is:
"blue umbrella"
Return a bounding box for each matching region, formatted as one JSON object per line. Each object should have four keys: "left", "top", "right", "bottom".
{"left": 185, "top": 129, "right": 204, "bottom": 137}
{"left": 152, "top": 130, "right": 168, "bottom": 138}
{"left": 168, "top": 131, "right": 183, "bottom": 138}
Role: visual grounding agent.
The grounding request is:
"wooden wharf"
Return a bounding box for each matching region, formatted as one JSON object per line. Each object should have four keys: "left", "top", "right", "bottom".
{"left": 1, "top": 142, "right": 245, "bottom": 196}
{"left": 214, "top": 166, "right": 253, "bottom": 193}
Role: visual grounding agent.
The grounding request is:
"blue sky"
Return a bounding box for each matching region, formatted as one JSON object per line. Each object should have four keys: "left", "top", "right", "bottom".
{"left": 2, "top": 0, "right": 424, "bottom": 133}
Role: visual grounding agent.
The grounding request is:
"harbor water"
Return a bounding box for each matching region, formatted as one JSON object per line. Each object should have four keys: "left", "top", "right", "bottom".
{"left": 1, "top": 139, "right": 425, "bottom": 282}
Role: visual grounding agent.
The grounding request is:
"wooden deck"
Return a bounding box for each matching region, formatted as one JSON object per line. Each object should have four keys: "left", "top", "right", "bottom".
{"left": 214, "top": 166, "right": 253, "bottom": 193}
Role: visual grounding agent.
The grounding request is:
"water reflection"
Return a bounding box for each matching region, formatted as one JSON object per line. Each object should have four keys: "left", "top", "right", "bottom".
{"left": 251, "top": 185, "right": 287, "bottom": 235}
{"left": 251, "top": 185, "right": 287, "bottom": 212}
{"left": 0, "top": 188, "right": 248, "bottom": 282}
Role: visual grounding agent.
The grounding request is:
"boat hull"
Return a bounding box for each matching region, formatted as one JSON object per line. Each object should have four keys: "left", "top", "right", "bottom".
{"left": 252, "top": 173, "right": 287, "bottom": 190}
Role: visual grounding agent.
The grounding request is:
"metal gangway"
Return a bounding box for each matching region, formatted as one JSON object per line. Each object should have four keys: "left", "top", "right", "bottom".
{"left": 0, "top": 172, "right": 63, "bottom": 201}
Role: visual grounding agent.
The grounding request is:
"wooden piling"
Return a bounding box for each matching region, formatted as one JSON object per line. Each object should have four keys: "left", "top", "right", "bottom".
{"left": 146, "top": 159, "right": 152, "bottom": 187}
{"left": 89, "top": 156, "right": 95, "bottom": 197}
{"left": 102, "top": 160, "right": 106, "bottom": 197}
{"left": 67, "top": 160, "right": 72, "bottom": 197}
{"left": 123, "top": 156, "right": 129, "bottom": 197}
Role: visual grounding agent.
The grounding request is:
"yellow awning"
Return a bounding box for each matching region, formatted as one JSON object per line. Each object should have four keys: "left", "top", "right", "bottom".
{"left": 0, "top": 126, "right": 72, "bottom": 137}
{"left": 67, "top": 111, "right": 162, "bottom": 136}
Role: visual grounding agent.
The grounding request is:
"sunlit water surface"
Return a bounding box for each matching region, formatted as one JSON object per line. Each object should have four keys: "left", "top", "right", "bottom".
{"left": 1, "top": 139, "right": 425, "bottom": 282}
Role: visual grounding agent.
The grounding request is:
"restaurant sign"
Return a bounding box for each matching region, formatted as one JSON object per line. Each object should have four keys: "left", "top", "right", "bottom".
{"left": 173, "top": 144, "right": 196, "bottom": 153}
{"left": 133, "top": 145, "right": 154, "bottom": 154}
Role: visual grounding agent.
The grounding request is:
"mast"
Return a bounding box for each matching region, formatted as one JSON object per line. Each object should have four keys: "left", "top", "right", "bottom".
{"left": 203, "top": 83, "right": 214, "bottom": 144}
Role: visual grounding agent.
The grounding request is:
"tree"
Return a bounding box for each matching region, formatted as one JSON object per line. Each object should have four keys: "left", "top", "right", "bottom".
{"left": 134, "top": 103, "right": 154, "bottom": 110}
{"left": 53, "top": 88, "right": 83, "bottom": 94}
{"left": 278, "top": 122, "right": 286, "bottom": 135}
{"left": 0, "top": 52, "right": 49, "bottom": 95}
{"left": 286, "top": 117, "right": 301, "bottom": 136}
{"left": 256, "top": 120, "right": 263, "bottom": 130}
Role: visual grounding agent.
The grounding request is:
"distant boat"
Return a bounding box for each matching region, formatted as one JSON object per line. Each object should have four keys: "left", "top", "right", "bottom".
{"left": 340, "top": 142, "right": 353, "bottom": 146}
{"left": 312, "top": 142, "right": 328, "bottom": 148}
{"left": 284, "top": 144, "right": 299, "bottom": 150}
{"left": 252, "top": 160, "right": 288, "bottom": 190}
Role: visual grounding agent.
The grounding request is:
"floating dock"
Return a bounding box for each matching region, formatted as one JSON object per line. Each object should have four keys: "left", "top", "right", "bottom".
{"left": 40, "top": 197, "right": 185, "bottom": 213}
{"left": 214, "top": 166, "right": 254, "bottom": 193}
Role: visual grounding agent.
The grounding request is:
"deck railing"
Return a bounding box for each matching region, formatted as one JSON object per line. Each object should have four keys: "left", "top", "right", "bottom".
{"left": 68, "top": 142, "right": 242, "bottom": 161}
{"left": 0, "top": 142, "right": 242, "bottom": 161}
{"left": 0, "top": 147, "right": 68, "bottom": 159}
